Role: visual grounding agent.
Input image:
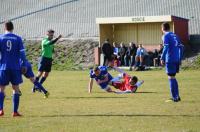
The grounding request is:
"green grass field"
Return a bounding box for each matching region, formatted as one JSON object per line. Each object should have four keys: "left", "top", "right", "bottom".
{"left": 0, "top": 70, "right": 200, "bottom": 132}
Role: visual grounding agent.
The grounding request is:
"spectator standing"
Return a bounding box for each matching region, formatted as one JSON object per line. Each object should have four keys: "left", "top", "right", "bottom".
{"left": 118, "top": 42, "right": 126, "bottom": 66}
{"left": 102, "top": 39, "right": 113, "bottom": 66}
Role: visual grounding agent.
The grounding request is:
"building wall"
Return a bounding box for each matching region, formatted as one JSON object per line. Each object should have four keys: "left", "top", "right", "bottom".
{"left": 173, "top": 19, "right": 189, "bottom": 44}
{"left": 0, "top": 0, "right": 199, "bottom": 39}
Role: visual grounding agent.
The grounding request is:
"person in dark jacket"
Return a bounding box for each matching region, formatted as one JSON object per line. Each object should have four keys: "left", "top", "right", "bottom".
{"left": 102, "top": 39, "right": 113, "bottom": 66}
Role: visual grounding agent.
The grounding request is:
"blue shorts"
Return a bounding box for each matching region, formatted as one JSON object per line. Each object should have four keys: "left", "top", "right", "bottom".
{"left": 24, "top": 64, "right": 34, "bottom": 78}
{"left": 0, "top": 70, "right": 23, "bottom": 85}
{"left": 166, "top": 63, "right": 180, "bottom": 75}
{"left": 38, "top": 57, "right": 53, "bottom": 72}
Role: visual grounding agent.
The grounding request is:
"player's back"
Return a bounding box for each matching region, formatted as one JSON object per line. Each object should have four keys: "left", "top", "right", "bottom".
{"left": 163, "top": 32, "right": 181, "bottom": 63}
{"left": 0, "top": 33, "right": 24, "bottom": 70}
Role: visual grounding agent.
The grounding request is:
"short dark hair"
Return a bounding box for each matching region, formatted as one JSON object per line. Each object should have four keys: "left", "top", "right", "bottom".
{"left": 93, "top": 66, "right": 99, "bottom": 72}
{"left": 4, "top": 21, "right": 14, "bottom": 31}
{"left": 162, "top": 22, "right": 170, "bottom": 31}
{"left": 131, "top": 76, "right": 138, "bottom": 84}
{"left": 47, "top": 29, "right": 55, "bottom": 34}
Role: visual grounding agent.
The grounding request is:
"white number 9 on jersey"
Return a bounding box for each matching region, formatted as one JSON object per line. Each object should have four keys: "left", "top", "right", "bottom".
{"left": 6, "top": 40, "right": 12, "bottom": 51}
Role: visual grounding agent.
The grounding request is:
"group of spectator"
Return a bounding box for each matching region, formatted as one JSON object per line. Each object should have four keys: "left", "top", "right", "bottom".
{"left": 101, "top": 39, "right": 163, "bottom": 70}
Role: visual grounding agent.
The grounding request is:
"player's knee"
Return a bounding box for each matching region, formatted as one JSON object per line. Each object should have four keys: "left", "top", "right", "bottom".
{"left": 43, "top": 72, "right": 49, "bottom": 78}
{"left": 12, "top": 85, "right": 20, "bottom": 94}
{"left": 29, "top": 77, "right": 35, "bottom": 83}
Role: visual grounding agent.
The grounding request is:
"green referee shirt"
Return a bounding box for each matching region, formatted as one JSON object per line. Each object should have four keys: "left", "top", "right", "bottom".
{"left": 41, "top": 37, "right": 54, "bottom": 58}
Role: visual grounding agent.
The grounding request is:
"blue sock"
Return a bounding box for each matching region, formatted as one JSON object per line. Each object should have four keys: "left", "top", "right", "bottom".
{"left": 39, "top": 77, "right": 46, "bottom": 84}
{"left": 0, "top": 92, "right": 5, "bottom": 110}
{"left": 34, "top": 81, "right": 47, "bottom": 94}
{"left": 174, "top": 79, "right": 180, "bottom": 99}
{"left": 36, "top": 77, "right": 40, "bottom": 81}
{"left": 33, "top": 77, "right": 40, "bottom": 89}
{"left": 13, "top": 93, "right": 20, "bottom": 112}
{"left": 169, "top": 79, "right": 176, "bottom": 99}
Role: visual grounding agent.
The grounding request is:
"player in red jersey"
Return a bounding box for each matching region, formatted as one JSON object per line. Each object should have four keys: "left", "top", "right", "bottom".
{"left": 111, "top": 66, "right": 144, "bottom": 94}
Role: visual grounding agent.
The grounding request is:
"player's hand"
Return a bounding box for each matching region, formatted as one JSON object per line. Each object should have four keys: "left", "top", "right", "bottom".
{"left": 21, "top": 66, "right": 27, "bottom": 74}
{"left": 160, "top": 60, "right": 165, "bottom": 66}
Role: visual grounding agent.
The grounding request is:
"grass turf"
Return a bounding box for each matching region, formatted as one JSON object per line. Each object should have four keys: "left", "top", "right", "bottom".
{"left": 0, "top": 70, "right": 199, "bottom": 132}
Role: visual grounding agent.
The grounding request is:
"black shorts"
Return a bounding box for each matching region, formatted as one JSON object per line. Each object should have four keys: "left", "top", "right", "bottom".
{"left": 38, "top": 57, "right": 53, "bottom": 72}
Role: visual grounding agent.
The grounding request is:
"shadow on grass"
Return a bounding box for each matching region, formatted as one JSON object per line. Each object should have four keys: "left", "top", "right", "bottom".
{"left": 38, "top": 114, "right": 200, "bottom": 118}
{"left": 136, "top": 91, "right": 157, "bottom": 94}
{"left": 59, "top": 96, "right": 128, "bottom": 99}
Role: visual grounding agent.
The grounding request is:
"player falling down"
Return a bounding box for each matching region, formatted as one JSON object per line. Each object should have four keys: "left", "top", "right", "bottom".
{"left": 111, "top": 66, "right": 144, "bottom": 94}
{"left": 88, "top": 66, "right": 113, "bottom": 93}
{"left": 88, "top": 65, "right": 144, "bottom": 93}
{"left": 21, "top": 60, "right": 50, "bottom": 98}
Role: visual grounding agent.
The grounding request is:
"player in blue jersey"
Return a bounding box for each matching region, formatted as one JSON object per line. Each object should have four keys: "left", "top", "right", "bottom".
{"left": 160, "top": 22, "right": 184, "bottom": 102}
{"left": 0, "top": 21, "right": 27, "bottom": 117}
{"left": 21, "top": 60, "right": 50, "bottom": 98}
{"left": 88, "top": 66, "right": 114, "bottom": 93}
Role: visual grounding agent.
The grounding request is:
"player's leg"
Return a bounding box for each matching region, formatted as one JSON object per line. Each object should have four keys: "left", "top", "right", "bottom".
{"left": 0, "top": 86, "right": 5, "bottom": 116}
{"left": 0, "top": 70, "right": 9, "bottom": 116}
{"left": 33, "top": 71, "right": 43, "bottom": 92}
{"left": 39, "top": 58, "right": 52, "bottom": 85}
{"left": 11, "top": 70, "right": 23, "bottom": 116}
{"left": 40, "top": 72, "right": 49, "bottom": 85}
{"left": 12, "top": 85, "right": 22, "bottom": 116}
{"left": 29, "top": 77, "right": 49, "bottom": 98}
{"left": 166, "top": 63, "right": 180, "bottom": 102}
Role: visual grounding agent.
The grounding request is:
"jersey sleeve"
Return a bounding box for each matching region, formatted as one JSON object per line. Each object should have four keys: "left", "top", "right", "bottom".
{"left": 161, "top": 35, "right": 169, "bottom": 61}
{"left": 18, "top": 37, "right": 25, "bottom": 51}
{"left": 89, "top": 70, "right": 95, "bottom": 78}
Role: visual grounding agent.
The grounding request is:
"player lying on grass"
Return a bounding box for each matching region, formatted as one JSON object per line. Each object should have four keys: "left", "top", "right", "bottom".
{"left": 111, "top": 66, "right": 144, "bottom": 94}
{"left": 88, "top": 66, "right": 114, "bottom": 93}
{"left": 21, "top": 60, "right": 50, "bottom": 98}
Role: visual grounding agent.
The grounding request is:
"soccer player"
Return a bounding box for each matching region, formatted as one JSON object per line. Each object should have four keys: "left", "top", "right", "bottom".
{"left": 88, "top": 66, "right": 113, "bottom": 93}
{"left": 111, "top": 66, "right": 144, "bottom": 94}
{"left": 0, "top": 21, "right": 27, "bottom": 117}
{"left": 21, "top": 60, "right": 50, "bottom": 98}
{"left": 33, "top": 29, "right": 62, "bottom": 91}
{"left": 160, "top": 22, "right": 184, "bottom": 102}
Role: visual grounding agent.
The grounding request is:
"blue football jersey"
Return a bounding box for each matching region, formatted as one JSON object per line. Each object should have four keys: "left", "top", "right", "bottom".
{"left": 0, "top": 33, "right": 25, "bottom": 70}
{"left": 161, "top": 32, "right": 183, "bottom": 63}
{"left": 90, "top": 66, "right": 113, "bottom": 88}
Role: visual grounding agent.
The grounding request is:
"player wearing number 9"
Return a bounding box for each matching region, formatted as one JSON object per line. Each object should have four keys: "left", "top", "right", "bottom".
{"left": 160, "top": 22, "right": 184, "bottom": 102}
{"left": 0, "top": 21, "right": 27, "bottom": 117}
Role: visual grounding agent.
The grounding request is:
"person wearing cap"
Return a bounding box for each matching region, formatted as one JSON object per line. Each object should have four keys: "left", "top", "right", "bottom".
{"left": 33, "top": 29, "right": 62, "bottom": 92}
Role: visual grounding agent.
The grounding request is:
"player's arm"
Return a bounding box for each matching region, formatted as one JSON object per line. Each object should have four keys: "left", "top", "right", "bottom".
{"left": 19, "top": 38, "right": 28, "bottom": 74}
{"left": 160, "top": 36, "right": 169, "bottom": 65}
{"left": 88, "top": 78, "right": 94, "bottom": 93}
{"left": 43, "top": 35, "right": 62, "bottom": 45}
{"left": 178, "top": 43, "right": 184, "bottom": 63}
{"left": 49, "top": 34, "right": 62, "bottom": 45}
{"left": 135, "top": 80, "right": 144, "bottom": 88}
